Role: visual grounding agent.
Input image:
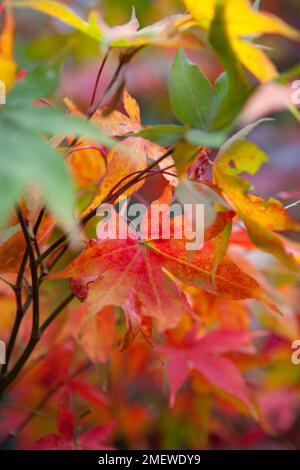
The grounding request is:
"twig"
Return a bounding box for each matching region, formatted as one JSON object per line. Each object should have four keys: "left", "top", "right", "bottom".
{"left": 87, "top": 48, "right": 111, "bottom": 118}
{"left": 0, "top": 275, "right": 16, "bottom": 291}
{"left": 46, "top": 245, "right": 68, "bottom": 274}
{"left": 10, "top": 360, "right": 91, "bottom": 439}
{"left": 0, "top": 293, "right": 75, "bottom": 397}
{"left": 1, "top": 209, "right": 44, "bottom": 376}
{"left": 88, "top": 46, "right": 143, "bottom": 117}
{"left": 15, "top": 207, "right": 40, "bottom": 339}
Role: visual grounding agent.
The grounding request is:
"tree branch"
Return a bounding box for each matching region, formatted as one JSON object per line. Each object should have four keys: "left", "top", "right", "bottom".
{"left": 0, "top": 275, "right": 16, "bottom": 291}
{"left": 88, "top": 46, "right": 143, "bottom": 117}
{"left": 15, "top": 207, "right": 40, "bottom": 339}
{"left": 87, "top": 48, "right": 111, "bottom": 118}
{"left": 0, "top": 293, "right": 75, "bottom": 397}
{"left": 1, "top": 208, "right": 45, "bottom": 375}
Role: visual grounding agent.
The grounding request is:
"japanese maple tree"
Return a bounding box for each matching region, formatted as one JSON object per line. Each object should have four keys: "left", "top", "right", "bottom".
{"left": 0, "top": 0, "right": 299, "bottom": 451}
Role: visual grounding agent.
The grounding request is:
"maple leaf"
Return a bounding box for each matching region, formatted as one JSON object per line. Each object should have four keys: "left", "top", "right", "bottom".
{"left": 184, "top": 0, "right": 299, "bottom": 82}
{"left": 258, "top": 387, "right": 299, "bottom": 435}
{"left": 23, "top": 341, "right": 75, "bottom": 391}
{"left": 63, "top": 99, "right": 107, "bottom": 189}
{"left": 80, "top": 90, "right": 176, "bottom": 218}
{"left": 68, "top": 379, "right": 109, "bottom": 411}
{"left": 9, "top": 0, "right": 101, "bottom": 39}
{"left": 96, "top": 9, "right": 201, "bottom": 49}
{"left": 213, "top": 122, "right": 300, "bottom": 270}
{"left": 0, "top": 9, "right": 17, "bottom": 91}
{"left": 53, "top": 186, "right": 280, "bottom": 333}
{"left": 71, "top": 305, "right": 115, "bottom": 364}
{"left": 9, "top": 1, "right": 201, "bottom": 49}
{"left": 189, "top": 289, "right": 249, "bottom": 331}
{"left": 0, "top": 214, "right": 53, "bottom": 273}
{"left": 31, "top": 394, "right": 114, "bottom": 450}
{"left": 160, "top": 329, "right": 260, "bottom": 412}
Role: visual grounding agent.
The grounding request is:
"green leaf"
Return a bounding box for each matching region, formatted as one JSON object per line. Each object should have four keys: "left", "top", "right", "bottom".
{"left": 176, "top": 179, "right": 227, "bottom": 231}
{"left": 132, "top": 125, "right": 185, "bottom": 146}
{"left": 6, "top": 106, "right": 114, "bottom": 148}
{"left": 173, "top": 141, "right": 199, "bottom": 176}
{"left": 185, "top": 129, "right": 227, "bottom": 148}
{"left": 0, "top": 116, "right": 74, "bottom": 229}
{"left": 176, "top": 179, "right": 228, "bottom": 208}
{"left": 277, "top": 62, "right": 300, "bottom": 84}
{"left": 0, "top": 72, "right": 114, "bottom": 230}
{"left": 209, "top": 2, "right": 252, "bottom": 130}
{"left": 169, "top": 49, "right": 216, "bottom": 130}
{"left": 212, "top": 219, "right": 232, "bottom": 286}
{"left": 8, "top": 66, "right": 60, "bottom": 103}
{"left": 217, "top": 118, "right": 273, "bottom": 158}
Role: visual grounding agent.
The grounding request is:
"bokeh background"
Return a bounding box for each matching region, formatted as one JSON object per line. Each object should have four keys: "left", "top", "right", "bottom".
{"left": 0, "top": 0, "right": 300, "bottom": 450}
{"left": 12, "top": 0, "right": 300, "bottom": 217}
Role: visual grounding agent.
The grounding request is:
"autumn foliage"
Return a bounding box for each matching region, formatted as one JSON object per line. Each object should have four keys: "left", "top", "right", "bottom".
{"left": 0, "top": 0, "right": 300, "bottom": 450}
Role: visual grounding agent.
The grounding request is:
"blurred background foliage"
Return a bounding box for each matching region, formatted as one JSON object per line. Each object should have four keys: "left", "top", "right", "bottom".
{"left": 10, "top": 0, "right": 300, "bottom": 214}
{"left": 0, "top": 0, "right": 300, "bottom": 450}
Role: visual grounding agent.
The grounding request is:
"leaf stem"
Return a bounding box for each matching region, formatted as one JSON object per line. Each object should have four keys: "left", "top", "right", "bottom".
{"left": 87, "top": 48, "right": 111, "bottom": 118}
{"left": 88, "top": 46, "right": 143, "bottom": 117}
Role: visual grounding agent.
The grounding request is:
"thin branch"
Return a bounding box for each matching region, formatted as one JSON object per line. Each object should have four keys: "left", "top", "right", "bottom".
{"left": 0, "top": 293, "right": 75, "bottom": 397}
{"left": 0, "top": 275, "right": 16, "bottom": 291}
{"left": 2, "top": 207, "right": 45, "bottom": 375}
{"left": 40, "top": 293, "right": 75, "bottom": 333}
{"left": 1, "top": 250, "right": 28, "bottom": 376}
{"left": 88, "top": 46, "right": 143, "bottom": 117}
{"left": 16, "top": 207, "right": 40, "bottom": 339}
{"left": 10, "top": 361, "right": 91, "bottom": 439}
{"left": 46, "top": 245, "right": 68, "bottom": 274}
{"left": 87, "top": 48, "right": 111, "bottom": 118}
{"left": 2, "top": 283, "right": 33, "bottom": 376}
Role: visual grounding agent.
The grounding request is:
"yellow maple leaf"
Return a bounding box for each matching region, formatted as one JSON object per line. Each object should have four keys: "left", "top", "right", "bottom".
{"left": 0, "top": 10, "right": 16, "bottom": 91}
{"left": 80, "top": 90, "right": 175, "bottom": 218}
{"left": 9, "top": 1, "right": 201, "bottom": 49}
{"left": 8, "top": 0, "right": 101, "bottom": 38}
{"left": 213, "top": 126, "right": 299, "bottom": 269}
{"left": 184, "top": 0, "right": 299, "bottom": 82}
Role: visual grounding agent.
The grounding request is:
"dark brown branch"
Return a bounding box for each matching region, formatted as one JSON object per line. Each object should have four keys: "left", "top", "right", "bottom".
{"left": 15, "top": 207, "right": 40, "bottom": 339}
{"left": 1, "top": 209, "right": 45, "bottom": 375}
{"left": 0, "top": 275, "right": 16, "bottom": 291}
{"left": 0, "top": 293, "right": 75, "bottom": 397}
